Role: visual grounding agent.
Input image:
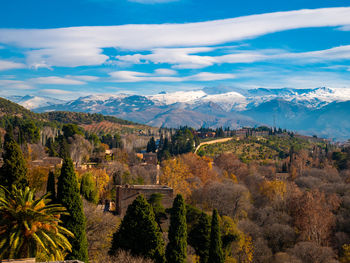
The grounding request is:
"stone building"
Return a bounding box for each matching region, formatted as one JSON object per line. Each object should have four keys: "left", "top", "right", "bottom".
{"left": 115, "top": 185, "right": 173, "bottom": 216}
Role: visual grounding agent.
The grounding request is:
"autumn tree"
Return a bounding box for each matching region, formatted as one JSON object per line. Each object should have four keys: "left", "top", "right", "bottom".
{"left": 161, "top": 158, "right": 192, "bottom": 198}
{"left": 289, "top": 190, "right": 340, "bottom": 246}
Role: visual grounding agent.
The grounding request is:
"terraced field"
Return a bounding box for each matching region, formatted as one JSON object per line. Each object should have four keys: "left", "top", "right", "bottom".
{"left": 80, "top": 121, "right": 159, "bottom": 136}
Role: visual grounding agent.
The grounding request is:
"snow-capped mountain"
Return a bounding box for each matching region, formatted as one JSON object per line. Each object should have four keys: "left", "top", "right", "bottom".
{"left": 6, "top": 87, "right": 350, "bottom": 140}
{"left": 7, "top": 95, "right": 66, "bottom": 110}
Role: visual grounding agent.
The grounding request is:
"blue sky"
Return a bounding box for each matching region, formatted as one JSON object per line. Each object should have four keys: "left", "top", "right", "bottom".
{"left": 0, "top": 0, "right": 350, "bottom": 99}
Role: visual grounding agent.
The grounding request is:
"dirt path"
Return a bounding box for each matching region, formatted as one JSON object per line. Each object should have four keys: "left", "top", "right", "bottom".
{"left": 195, "top": 137, "right": 233, "bottom": 154}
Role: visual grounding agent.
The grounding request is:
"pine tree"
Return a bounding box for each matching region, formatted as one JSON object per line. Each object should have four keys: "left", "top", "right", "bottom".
{"left": 109, "top": 195, "right": 165, "bottom": 263}
{"left": 208, "top": 209, "right": 224, "bottom": 263}
{"left": 0, "top": 131, "right": 28, "bottom": 190}
{"left": 147, "top": 137, "right": 156, "bottom": 153}
{"left": 57, "top": 158, "right": 89, "bottom": 262}
{"left": 166, "top": 194, "right": 187, "bottom": 263}
{"left": 46, "top": 171, "right": 56, "bottom": 202}
{"left": 188, "top": 212, "right": 210, "bottom": 263}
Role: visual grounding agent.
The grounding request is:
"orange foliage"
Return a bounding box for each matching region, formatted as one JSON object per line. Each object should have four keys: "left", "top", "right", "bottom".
{"left": 161, "top": 158, "right": 192, "bottom": 199}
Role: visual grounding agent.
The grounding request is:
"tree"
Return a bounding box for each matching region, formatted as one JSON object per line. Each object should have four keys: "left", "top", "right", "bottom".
{"left": 289, "top": 190, "right": 340, "bottom": 246}
{"left": 109, "top": 195, "right": 165, "bottom": 263}
{"left": 0, "top": 186, "right": 73, "bottom": 261}
{"left": 188, "top": 212, "right": 210, "bottom": 263}
{"left": 80, "top": 172, "right": 98, "bottom": 204}
{"left": 46, "top": 171, "right": 56, "bottom": 203}
{"left": 147, "top": 137, "right": 156, "bottom": 153}
{"left": 166, "top": 194, "right": 187, "bottom": 263}
{"left": 0, "top": 133, "right": 28, "bottom": 190}
{"left": 208, "top": 209, "right": 224, "bottom": 263}
{"left": 161, "top": 158, "right": 192, "bottom": 199}
{"left": 57, "top": 158, "right": 89, "bottom": 262}
{"left": 148, "top": 193, "right": 167, "bottom": 231}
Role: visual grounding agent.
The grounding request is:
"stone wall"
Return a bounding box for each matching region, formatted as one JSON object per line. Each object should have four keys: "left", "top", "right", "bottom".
{"left": 116, "top": 185, "right": 173, "bottom": 216}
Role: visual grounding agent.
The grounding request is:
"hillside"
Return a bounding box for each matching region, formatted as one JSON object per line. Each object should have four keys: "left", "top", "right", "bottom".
{"left": 0, "top": 97, "right": 156, "bottom": 136}
{"left": 197, "top": 133, "right": 328, "bottom": 163}
{"left": 0, "top": 97, "right": 38, "bottom": 119}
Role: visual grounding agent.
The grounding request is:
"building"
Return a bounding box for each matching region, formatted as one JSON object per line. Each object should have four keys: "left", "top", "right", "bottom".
{"left": 143, "top": 152, "right": 158, "bottom": 165}
{"left": 31, "top": 157, "right": 62, "bottom": 168}
{"left": 115, "top": 185, "right": 173, "bottom": 216}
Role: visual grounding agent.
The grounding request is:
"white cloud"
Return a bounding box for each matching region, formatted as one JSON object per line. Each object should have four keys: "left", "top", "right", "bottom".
{"left": 40, "top": 89, "right": 74, "bottom": 95}
{"left": 0, "top": 79, "right": 34, "bottom": 90}
{"left": 109, "top": 70, "right": 235, "bottom": 82}
{"left": 1, "top": 7, "right": 350, "bottom": 68}
{"left": 30, "top": 76, "right": 86, "bottom": 85}
{"left": 66, "top": 75, "right": 100, "bottom": 81}
{"left": 0, "top": 60, "right": 26, "bottom": 71}
{"left": 154, "top": 68, "right": 177, "bottom": 75}
{"left": 189, "top": 72, "right": 236, "bottom": 81}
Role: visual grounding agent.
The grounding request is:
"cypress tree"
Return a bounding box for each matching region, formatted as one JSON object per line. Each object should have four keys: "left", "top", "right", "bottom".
{"left": 80, "top": 172, "right": 98, "bottom": 204}
{"left": 147, "top": 137, "right": 156, "bottom": 153}
{"left": 109, "top": 195, "right": 165, "bottom": 263}
{"left": 46, "top": 171, "right": 56, "bottom": 202}
{"left": 57, "top": 157, "right": 89, "bottom": 262}
{"left": 188, "top": 212, "right": 211, "bottom": 263}
{"left": 208, "top": 209, "right": 224, "bottom": 263}
{"left": 166, "top": 194, "right": 187, "bottom": 263}
{"left": 0, "top": 131, "right": 28, "bottom": 190}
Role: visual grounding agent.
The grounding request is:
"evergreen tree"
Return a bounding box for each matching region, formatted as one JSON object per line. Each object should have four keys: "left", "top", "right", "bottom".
{"left": 0, "top": 130, "right": 28, "bottom": 190}
{"left": 208, "top": 209, "right": 224, "bottom": 263}
{"left": 148, "top": 193, "right": 167, "bottom": 231}
{"left": 109, "top": 195, "right": 165, "bottom": 263}
{"left": 46, "top": 171, "right": 56, "bottom": 202}
{"left": 80, "top": 172, "right": 98, "bottom": 204}
{"left": 147, "top": 137, "right": 156, "bottom": 153}
{"left": 57, "top": 158, "right": 88, "bottom": 262}
{"left": 166, "top": 194, "right": 187, "bottom": 263}
{"left": 188, "top": 212, "right": 211, "bottom": 263}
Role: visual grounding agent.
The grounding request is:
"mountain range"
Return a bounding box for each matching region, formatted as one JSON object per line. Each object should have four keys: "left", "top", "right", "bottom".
{"left": 5, "top": 87, "right": 350, "bottom": 141}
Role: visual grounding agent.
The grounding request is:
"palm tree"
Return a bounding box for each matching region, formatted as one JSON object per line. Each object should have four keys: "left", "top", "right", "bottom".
{"left": 0, "top": 186, "right": 74, "bottom": 261}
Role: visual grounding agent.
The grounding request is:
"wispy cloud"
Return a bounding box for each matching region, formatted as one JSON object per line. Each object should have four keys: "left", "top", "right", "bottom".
{"left": 1, "top": 7, "right": 350, "bottom": 68}
{"left": 40, "top": 89, "right": 75, "bottom": 95}
{"left": 30, "top": 76, "right": 86, "bottom": 85}
{"left": 0, "top": 60, "right": 26, "bottom": 71}
{"left": 0, "top": 79, "right": 34, "bottom": 90}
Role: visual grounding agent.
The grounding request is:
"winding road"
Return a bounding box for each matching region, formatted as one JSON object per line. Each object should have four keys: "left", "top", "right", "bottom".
{"left": 194, "top": 137, "right": 234, "bottom": 154}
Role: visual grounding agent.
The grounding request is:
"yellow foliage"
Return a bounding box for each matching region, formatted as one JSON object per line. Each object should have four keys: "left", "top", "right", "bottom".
{"left": 238, "top": 235, "right": 254, "bottom": 263}
{"left": 259, "top": 179, "right": 286, "bottom": 201}
{"left": 340, "top": 244, "right": 350, "bottom": 263}
{"left": 27, "top": 166, "right": 50, "bottom": 190}
{"left": 161, "top": 158, "right": 192, "bottom": 199}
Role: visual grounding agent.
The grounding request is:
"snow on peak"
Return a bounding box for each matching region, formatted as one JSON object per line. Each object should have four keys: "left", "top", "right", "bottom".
{"left": 148, "top": 90, "right": 207, "bottom": 105}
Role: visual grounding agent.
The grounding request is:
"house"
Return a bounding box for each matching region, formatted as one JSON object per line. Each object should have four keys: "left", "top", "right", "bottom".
{"left": 115, "top": 185, "right": 173, "bottom": 216}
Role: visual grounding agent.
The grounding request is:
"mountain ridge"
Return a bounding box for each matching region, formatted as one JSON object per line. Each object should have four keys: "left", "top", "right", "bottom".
{"left": 5, "top": 87, "right": 350, "bottom": 140}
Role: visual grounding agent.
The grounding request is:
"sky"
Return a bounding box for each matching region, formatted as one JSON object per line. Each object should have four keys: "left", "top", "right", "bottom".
{"left": 0, "top": 0, "right": 350, "bottom": 99}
